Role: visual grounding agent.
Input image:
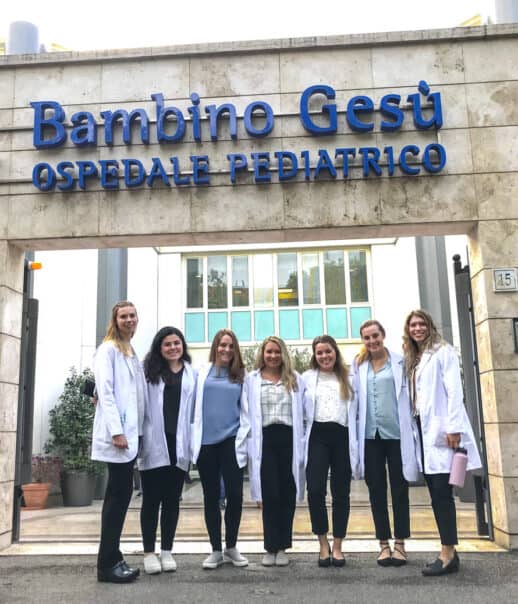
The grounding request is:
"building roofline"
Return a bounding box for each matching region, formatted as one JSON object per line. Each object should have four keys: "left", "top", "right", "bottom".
{"left": 1, "top": 23, "right": 518, "bottom": 68}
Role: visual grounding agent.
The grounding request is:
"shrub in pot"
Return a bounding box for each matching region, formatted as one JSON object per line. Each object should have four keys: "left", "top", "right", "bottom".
{"left": 45, "top": 367, "right": 103, "bottom": 506}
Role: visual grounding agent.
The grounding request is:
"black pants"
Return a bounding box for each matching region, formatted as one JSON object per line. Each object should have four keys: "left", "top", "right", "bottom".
{"left": 140, "top": 464, "right": 186, "bottom": 552}
{"left": 364, "top": 433, "right": 410, "bottom": 541}
{"left": 417, "top": 417, "right": 458, "bottom": 545}
{"left": 260, "top": 424, "right": 297, "bottom": 553}
{"left": 97, "top": 458, "right": 135, "bottom": 570}
{"left": 306, "top": 422, "right": 351, "bottom": 538}
{"left": 197, "top": 436, "right": 243, "bottom": 552}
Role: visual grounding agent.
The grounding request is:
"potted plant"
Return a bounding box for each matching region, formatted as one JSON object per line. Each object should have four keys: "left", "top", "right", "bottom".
{"left": 21, "top": 455, "right": 60, "bottom": 510}
{"left": 45, "top": 367, "right": 102, "bottom": 506}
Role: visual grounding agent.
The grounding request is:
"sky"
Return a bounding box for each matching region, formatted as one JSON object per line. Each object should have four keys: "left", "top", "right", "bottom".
{"left": 1, "top": 0, "right": 492, "bottom": 52}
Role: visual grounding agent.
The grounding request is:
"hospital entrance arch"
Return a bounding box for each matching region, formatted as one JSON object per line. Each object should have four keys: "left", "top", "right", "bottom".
{"left": 1, "top": 25, "right": 517, "bottom": 550}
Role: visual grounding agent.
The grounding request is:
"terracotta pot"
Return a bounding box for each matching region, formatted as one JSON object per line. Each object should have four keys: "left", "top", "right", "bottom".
{"left": 21, "top": 482, "right": 51, "bottom": 510}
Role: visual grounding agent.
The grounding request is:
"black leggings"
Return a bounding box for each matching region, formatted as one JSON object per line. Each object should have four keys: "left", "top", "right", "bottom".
{"left": 306, "top": 422, "right": 351, "bottom": 538}
{"left": 140, "top": 463, "right": 185, "bottom": 552}
{"left": 197, "top": 436, "right": 244, "bottom": 552}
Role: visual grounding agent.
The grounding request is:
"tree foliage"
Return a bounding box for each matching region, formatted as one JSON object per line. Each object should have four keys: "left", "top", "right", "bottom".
{"left": 45, "top": 366, "right": 100, "bottom": 474}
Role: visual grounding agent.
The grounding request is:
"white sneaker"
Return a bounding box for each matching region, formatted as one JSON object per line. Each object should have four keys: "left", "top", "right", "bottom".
{"left": 143, "top": 553, "right": 162, "bottom": 575}
{"left": 223, "top": 547, "right": 248, "bottom": 567}
{"left": 275, "top": 550, "right": 289, "bottom": 566}
{"left": 160, "top": 551, "right": 177, "bottom": 572}
{"left": 262, "top": 552, "right": 276, "bottom": 566}
{"left": 202, "top": 551, "right": 224, "bottom": 569}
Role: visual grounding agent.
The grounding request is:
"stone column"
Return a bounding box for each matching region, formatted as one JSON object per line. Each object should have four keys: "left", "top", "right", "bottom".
{"left": 0, "top": 241, "right": 25, "bottom": 550}
{"left": 469, "top": 219, "right": 518, "bottom": 549}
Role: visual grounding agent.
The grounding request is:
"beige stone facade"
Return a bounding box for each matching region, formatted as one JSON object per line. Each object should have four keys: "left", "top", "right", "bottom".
{"left": 1, "top": 24, "right": 517, "bottom": 549}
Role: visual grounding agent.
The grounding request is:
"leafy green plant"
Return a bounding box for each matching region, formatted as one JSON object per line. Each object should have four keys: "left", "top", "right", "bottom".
{"left": 241, "top": 344, "right": 311, "bottom": 373}
{"left": 45, "top": 367, "right": 101, "bottom": 475}
{"left": 290, "top": 346, "right": 312, "bottom": 374}
{"left": 241, "top": 345, "right": 259, "bottom": 371}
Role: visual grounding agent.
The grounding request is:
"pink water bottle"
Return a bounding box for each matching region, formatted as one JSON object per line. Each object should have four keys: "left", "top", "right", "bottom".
{"left": 449, "top": 446, "right": 468, "bottom": 488}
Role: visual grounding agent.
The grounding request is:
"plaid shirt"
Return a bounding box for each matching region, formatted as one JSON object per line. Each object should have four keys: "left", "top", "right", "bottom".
{"left": 260, "top": 379, "right": 293, "bottom": 427}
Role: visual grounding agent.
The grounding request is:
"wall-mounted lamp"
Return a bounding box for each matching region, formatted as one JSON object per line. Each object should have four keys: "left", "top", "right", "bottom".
{"left": 27, "top": 261, "right": 42, "bottom": 271}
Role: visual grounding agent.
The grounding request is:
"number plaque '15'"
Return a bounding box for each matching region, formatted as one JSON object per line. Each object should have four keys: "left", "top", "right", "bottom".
{"left": 493, "top": 268, "right": 518, "bottom": 292}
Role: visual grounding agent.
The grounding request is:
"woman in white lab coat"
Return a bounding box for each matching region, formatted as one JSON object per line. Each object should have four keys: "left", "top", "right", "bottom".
{"left": 92, "top": 300, "right": 146, "bottom": 584}
{"left": 247, "top": 336, "right": 306, "bottom": 567}
{"left": 403, "top": 309, "right": 482, "bottom": 577}
{"left": 138, "top": 326, "right": 196, "bottom": 575}
{"left": 303, "top": 335, "right": 353, "bottom": 568}
{"left": 191, "top": 328, "right": 250, "bottom": 570}
{"left": 349, "top": 320, "right": 420, "bottom": 567}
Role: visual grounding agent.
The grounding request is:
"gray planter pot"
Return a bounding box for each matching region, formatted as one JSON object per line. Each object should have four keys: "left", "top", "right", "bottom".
{"left": 61, "top": 471, "right": 95, "bottom": 506}
{"left": 93, "top": 467, "right": 109, "bottom": 500}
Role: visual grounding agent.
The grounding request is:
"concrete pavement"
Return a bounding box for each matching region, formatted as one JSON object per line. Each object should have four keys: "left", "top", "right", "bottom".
{"left": 1, "top": 552, "right": 517, "bottom": 604}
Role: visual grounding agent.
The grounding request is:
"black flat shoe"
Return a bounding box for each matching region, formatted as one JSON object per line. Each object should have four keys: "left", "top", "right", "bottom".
{"left": 422, "top": 552, "right": 459, "bottom": 576}
{"left": 318, "top": 544, "right": 331, "bottom": 568}
{"left": 97, "top": 560, "right": 139, "bottom": 583}
{"left": 331, "top": 556, "right": 346, "bottom": 567}
{"left": 120, "top": 561, "right": 140, "bottom": 578}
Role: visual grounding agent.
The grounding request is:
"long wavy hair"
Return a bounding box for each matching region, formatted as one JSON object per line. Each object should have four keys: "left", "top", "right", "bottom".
{"left": 402, "top": 309, "right": 444, "bottom": 375}
{"left": 255, "top": 336, "right": 298, "bottom": 393}
{"left": 103, "top": 300, "right": 137, "bottom": 355}
{"left": 209, "top": 328, "right": 245, "bottom": 384}
{"left": 356, "top": 319, "right": 386, "bottom": 366}
{"left": 310, "top": 334, "right": 351, "bottom": 400}
{"left": 144, "top": 326, "right": 191, "bottom": 385}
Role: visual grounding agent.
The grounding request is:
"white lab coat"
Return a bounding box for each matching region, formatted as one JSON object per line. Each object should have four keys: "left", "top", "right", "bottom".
{"left": 413, "top": 342, "right": 482, "bottom": 474}
{"left": 138, "top": 363, "right": 197, "bottom": 473}
{"left": 191, "top": 364, "right": 250, "bottom": 469}
{"left": 247, "top": 370, "right": 308, "bottom": 502}
{"left": 348, "top": 350, "right": 421, "bottom": 482}
{"left": 91, "top": 341, "right": 146, "bottom": 463}
{"left": 301, "top": 369, "right": 352, "bottom": 468}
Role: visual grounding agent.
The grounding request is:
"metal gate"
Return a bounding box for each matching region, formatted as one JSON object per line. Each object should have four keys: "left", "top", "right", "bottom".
{"left": 11, "top": 265, "right": 39, "bottom": 542}
{"left": 453, "top": 254, "right": 493, "bottom": 538}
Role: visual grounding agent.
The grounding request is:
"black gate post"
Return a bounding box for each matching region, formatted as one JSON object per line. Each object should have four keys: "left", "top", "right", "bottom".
{"left": 453, "top": 254, "right": 493, "bottom": 538}
{"left": 11, "top": 260, "right": 39, "bottom": 543}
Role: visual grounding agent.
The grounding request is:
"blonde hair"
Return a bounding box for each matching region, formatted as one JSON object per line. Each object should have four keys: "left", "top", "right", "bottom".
{"left": 103, "top": 300, "right": 136, "bottom": 356}
{"left": 209, "top": 328, "right": 245, "bottom": 384}
{"left": 356, "top": 319, "right": 386, "bottom": 366}
{"left": 255, "top": 336, "right": 298, "bottom": 393}
{"left": 402, "top": 309, "right": 444, "bottom": 375}
{"left": 310, "top": 335, "right": 352, "bottom": 400}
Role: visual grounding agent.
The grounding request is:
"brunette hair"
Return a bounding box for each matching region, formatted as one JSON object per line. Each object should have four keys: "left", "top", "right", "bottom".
{"left": 103, "top": 300, "right": 137, "bottom": 355}
{"left": 254, "top": 336, "right": 298, "bottom": 392}
{"left": 209, "top": 328, "right": 245, "bottom": 384}
{"left": 144, "top": 326, "right": 191, "bottom": 385}
{"left": 403, "top": 309, "right": 443, "bottom": 375}
{"left": 310, "top": 334, "right": 352, "bottom": 400}
{"left": 356, "top": 319, "right": 386, "bottom": 366}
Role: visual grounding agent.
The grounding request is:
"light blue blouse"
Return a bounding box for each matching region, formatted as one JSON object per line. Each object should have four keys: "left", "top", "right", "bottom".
{"left": 365, "top": 358, "right": 400, "bottom": 440}
{"left": 201, "top": 366, "right": 241, "bottom": 445}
